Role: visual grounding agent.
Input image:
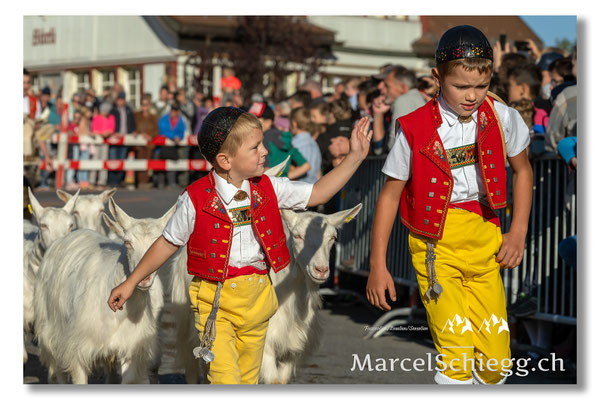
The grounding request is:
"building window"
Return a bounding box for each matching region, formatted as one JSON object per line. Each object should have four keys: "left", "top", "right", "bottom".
{"left": 127, "top": 67, "right": 141, "bottom": 110}
{"left": 30, "top": 74, "right": 40, "bottom": 95}
{"left": 101, "top": 69, "right": 115, "bottom": 96}
{"left": 75, "top": 71, "right": 90, "bottom": 93}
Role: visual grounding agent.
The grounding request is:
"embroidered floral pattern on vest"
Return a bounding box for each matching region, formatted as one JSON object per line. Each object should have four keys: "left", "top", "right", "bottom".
{"left": 479, "top": 111, "right": 487, "bottom": 132}
{"left": 252, "top": 190, "right": 263, "bottom": 209}
{"left": 209, "top": 195, "right": 227, "bottom": 215}
{"left": 446, "top": 143, "right": 478, "bottom": 169}
{"left": 433, "top": 140, "right": 448, "bottom": 163}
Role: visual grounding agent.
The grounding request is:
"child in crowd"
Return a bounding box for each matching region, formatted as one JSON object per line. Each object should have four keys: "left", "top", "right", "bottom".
{"left": 65, "top": 107, "right": 93, "bottom": 190}
{"left": 91, "top": 102, "right": 116, "bottom": 188}
{"left": 155, "top": 102, "right": 186, "bottom": 188}
{"left": 506, "top": 63, "right": 547, "bottom": 157}
{"left": 366, "top": 25, "right": 533, "bottom": 384}
{"left": 108, "top": 107, "right": 372, "bottom": 384}
{"left": 289, "top": 108, "right": 322, "bottom": 184}
{"left": 247, "top": 102, "right": 310, "bottom": 180}
{"left": 310, "top": 100, "right": 353, "bottom": 173}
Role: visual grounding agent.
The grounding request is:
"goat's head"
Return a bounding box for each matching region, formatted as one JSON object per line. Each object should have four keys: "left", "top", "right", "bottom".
{"left": 281, "top": 203, "right": 362, "bottom": 284}
{"left": 28, "top": 187, "right": 79, "bottom": 249}
{"left": 57, "top": 188, "right": 117, "bottom": 233}
{"left": 102, "top": 198, "right": 176, "bottom": 290}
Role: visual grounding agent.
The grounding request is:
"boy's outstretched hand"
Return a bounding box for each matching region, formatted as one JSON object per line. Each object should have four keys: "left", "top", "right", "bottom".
{"left": 348, "top": 116, "right": 374, "bottom": 161}
{"left": 107, "top": 281, "right": 135, "bottom": 312}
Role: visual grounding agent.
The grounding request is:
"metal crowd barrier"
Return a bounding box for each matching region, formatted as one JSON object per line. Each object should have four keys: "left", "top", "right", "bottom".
{"left": 337, "top": 155, "right": 577, "bottom": 325}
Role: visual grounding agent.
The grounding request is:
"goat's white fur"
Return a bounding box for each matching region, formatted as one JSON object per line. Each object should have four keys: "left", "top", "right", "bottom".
{"left": 259, "top": 204, "right": 362, "bottom": 384}
{"left": 33, "top": 199, "right": 175, "bottom": 383}
{"left": 23, "top": 188, "right": 79, "bottom": 364}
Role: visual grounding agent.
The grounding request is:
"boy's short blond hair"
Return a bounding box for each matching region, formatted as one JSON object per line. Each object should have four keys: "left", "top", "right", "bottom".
{"left": 218, "top": 112, "right": 262, "bottom": 158}
{"left": 437, "top": 58, "right": 493, "bottom": 79}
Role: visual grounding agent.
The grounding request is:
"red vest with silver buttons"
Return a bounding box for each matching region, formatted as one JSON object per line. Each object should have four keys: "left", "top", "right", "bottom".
{"left": 396, "top": 95, "right": 507, "bottom": 240}
{"left": 185, "top": 172, "right": 291, "bottom": 282}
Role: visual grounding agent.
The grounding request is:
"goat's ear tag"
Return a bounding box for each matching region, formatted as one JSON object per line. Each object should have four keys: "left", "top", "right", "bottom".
{"left": 344, "top": 215, "right": 354, "bottom": 223}
{"left": 28, "top": 204, "right": 33, "bottom": 214}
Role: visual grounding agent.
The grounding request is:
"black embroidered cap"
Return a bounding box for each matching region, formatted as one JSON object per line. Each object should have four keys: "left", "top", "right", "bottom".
{"left": 435, "top": 25, "right": 493, "bottom": 66}
{"left": 197, "top": 106, "right": 245, "bottom": 162}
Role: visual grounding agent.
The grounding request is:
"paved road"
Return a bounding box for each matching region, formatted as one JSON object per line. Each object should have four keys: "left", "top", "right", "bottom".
{"left": 24, "top": 187, "right": 577, "bottom": 385}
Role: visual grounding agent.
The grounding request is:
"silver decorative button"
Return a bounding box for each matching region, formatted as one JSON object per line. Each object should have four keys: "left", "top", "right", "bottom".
{"left": 231, "top": 283, "right": 237, "bottom": 289}
{"left": 424, "top": 219, "right": 429, "bottom": 225}
{"left": 259, "top": 279, "right": 263, "bottom": 284}
{"left": 210, "top": 253, "right": 216, "bottom": 258}
{"left": 425, "top": 206, "right": 431, "bottom": 211}
{"left": 487, "top": 150, "right": 492, "bottom": 155}
{"left": 428, "top": 192, "right": 434, "bottom": 198}
{"left": 211, "top": 239, "right": 217, "bottom": 244}
{"left": 214, "top": 223, "right": 219, "bottom": 229}
{"left": 431, "top": 178, "right": 437, "bottom": 183}
{"left": 490, "top": 164, "right": 495, "bottom": 169}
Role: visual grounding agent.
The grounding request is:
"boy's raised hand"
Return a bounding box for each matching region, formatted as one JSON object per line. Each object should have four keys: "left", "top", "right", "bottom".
{"left": 349, "top": 116, "right": 373, "bottom": 161}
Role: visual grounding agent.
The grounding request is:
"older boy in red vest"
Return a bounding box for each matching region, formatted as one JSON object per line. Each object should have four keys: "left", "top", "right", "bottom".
{"left": 108, "top": 107, "right": 372, "bottom": 384}
{"left": 367, "top": 26, "right": 533, "bottom": 384}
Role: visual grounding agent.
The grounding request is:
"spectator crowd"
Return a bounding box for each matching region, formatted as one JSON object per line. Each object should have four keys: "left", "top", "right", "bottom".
{"left": 23, "top": 38, "right": 576, "bottom": 193}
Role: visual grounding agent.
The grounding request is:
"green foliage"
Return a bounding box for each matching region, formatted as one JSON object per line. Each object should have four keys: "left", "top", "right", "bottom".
{"left": 554, "top": 38, "right": 575, "bottom": 53}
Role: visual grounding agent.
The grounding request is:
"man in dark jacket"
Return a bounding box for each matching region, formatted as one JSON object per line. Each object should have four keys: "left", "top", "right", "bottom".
{"left": 107, "top": 91, "right": 136, "bottom": 187}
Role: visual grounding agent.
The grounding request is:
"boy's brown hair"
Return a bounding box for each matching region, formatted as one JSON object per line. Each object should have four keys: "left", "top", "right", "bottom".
{"left": 436, "top": 58, "right": 493, "bottom": 79}
{"left": 217, "top": 112, "right": 262, "bottom": 159}
{"left": 290, "top": 107, "right": 317, "bottom": 134}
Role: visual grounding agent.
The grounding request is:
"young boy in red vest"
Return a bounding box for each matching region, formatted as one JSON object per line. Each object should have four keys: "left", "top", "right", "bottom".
{"left": 367, "top": 25, "right": 533, "bottom": 384}
{"left": 108, "top": 107, "right": 372, "bottom": 384}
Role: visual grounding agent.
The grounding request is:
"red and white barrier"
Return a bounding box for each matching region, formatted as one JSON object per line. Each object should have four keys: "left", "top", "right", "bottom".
{"left": 50, "top": 133, "right": 198, "bottom": 147}
{"left": 39, "top": 159, "right": 211, "bottom": 172}
{"left": 38, "top": 133, "right": 208, "bottom": 189}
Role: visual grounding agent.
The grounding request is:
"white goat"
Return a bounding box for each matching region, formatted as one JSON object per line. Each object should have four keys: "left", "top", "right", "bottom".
{"left": 23, "top": 188, "right": 79, "bottom": 364}
{"left": 259, "top": 204, "right": 362, "bottom": 384}
{"left": 33, "top": 198, "right": 176, "bottom": 383}
{"left": 56, "top": 188, "right": 117, "bottom": 236}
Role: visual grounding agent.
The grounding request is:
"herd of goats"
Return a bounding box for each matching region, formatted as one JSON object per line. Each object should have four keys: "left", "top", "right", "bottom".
{"left": 23, "top": 161, "right": 363, "bottom": 384}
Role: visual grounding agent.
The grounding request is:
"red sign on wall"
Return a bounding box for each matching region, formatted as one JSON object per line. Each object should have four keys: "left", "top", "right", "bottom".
{"left": 32, "top": 28, "right": 56, "bottom": 46}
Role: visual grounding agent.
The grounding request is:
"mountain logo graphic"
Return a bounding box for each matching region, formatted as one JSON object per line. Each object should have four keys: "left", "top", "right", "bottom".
{"left": 477, "top": 314, "right": 510, "bottom": 335}
{"left": 441, "top": 314, "right": 473, "bottom": 335}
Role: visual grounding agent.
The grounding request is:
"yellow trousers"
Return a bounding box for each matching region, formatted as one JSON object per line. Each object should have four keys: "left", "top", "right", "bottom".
{"left": 189, "top": 273, "right": 278, "bottom": 384}
{"left": 409, "top": 208, "right": 512, "bottom": 384}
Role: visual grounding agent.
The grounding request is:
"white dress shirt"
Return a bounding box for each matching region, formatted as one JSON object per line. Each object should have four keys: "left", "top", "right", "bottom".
{"left": 382, "top": 94, "right": 530, "bottom": 204}
{"left": 163, "top": 170, "right": 313, "bottom": 267}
